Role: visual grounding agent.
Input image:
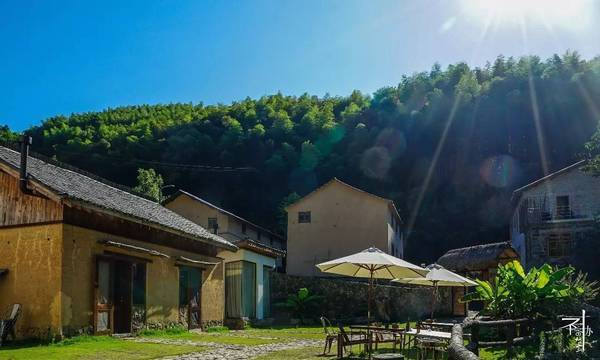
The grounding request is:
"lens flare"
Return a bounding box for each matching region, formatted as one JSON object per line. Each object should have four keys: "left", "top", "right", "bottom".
{"left": 480, "top": 155, "right": 520, "bottom": 188}
{"left": 460, "top": 0, "right": 593, "bottom": 30}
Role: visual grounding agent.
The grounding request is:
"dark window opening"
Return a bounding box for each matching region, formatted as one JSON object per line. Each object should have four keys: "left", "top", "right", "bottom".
{"left": 298, "top": 211, "right": 311, "bottom": 223}
{"left": 548, "top": 233, "right": 573, "bottom": 258}
{"left": 208, "top": 218, "right": 218, "bottom": 234}
{"left": 556, "top": 196, "right": 571, "bottom": 220}
{"left": 242, "top": 223, "right": 247, "bottom": 234}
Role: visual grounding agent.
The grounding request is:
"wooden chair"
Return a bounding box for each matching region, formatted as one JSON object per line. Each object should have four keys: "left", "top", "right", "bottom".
{"left": 415, "top": 337, "right": 446, "bottom": 360}
{"left": 373, "top": 329, "right": 404, "bottom": 352}
{"left": 320, "top": 316, "right": 338, "bottom": 354}
{"left": 337, "top": 324, "right": 369, "bottom": 358}
{"left": 0, "top": 304, "right": 21, "bottom": 347}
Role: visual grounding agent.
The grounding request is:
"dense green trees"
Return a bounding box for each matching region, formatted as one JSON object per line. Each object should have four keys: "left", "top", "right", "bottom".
{"left": 4, "top": 52, "right": 599, "bottom": 263}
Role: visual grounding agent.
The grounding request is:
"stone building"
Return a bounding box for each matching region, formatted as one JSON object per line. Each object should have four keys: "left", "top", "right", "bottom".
{"left": 285, "top": 178, "right": 404, "bottom": 277}
{"left": 164, "top": 190, "right": 285, "bottom": 321}
{"left": 0, "top": 144, "right": 236, "bottom": 339}
{"left": 510, "top": 160, "right": 600, "bottom": 277}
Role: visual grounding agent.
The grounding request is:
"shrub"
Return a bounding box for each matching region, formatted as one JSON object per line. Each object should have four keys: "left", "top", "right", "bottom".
{"left": 462, "top": 260, "right": 584, "bottom": 319}
{"left": 275, "top": 287, "right": 323, "bottom": 324}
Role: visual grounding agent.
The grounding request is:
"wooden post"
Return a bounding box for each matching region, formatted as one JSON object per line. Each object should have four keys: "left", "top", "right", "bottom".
{"left": 506, "top": 322, "right": 515, "bottom": 359}
{"left": 471, "top": 322, "right": 480, "bottom": 356}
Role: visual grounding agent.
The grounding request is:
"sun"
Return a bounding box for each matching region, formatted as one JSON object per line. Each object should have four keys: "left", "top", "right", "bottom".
{"left": 460, "top": 0, "right": 592, "bottom": 30}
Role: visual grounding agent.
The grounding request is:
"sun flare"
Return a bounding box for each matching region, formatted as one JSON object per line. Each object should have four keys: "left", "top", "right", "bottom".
{"left": 460, "top": 0, "right": 592, "bottom": 30}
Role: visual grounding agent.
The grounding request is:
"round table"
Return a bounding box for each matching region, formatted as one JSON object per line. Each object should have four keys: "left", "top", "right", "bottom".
{"left": 373, "top": 354, "right": 404, "bottom": 360}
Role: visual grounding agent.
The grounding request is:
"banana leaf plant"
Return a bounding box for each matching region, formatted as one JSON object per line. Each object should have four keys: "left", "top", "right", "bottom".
{"left": 462, "top": 260, "right": 583, "bottom": 319}
{"left": 275, "top": 287, "right": 323, "bottom": 324}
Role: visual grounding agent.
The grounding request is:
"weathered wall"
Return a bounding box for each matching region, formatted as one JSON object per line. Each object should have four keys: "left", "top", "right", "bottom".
{"left": 525, "top": 221, "right": 599, "bottom": 278}
{"left": 0, "top": 223, "right": 63, "bottom": 339}
{"left": 200, "top": 260, "right": 225, "bottom": 327}
{"left": 510, "top": 166, "right": 600, "bottom": 269}
{"left": 164, "top": 195, "right": 229, "bottom": 235}
{"left": 286, "top": 181, "right": 393, "bottom": 276}
{"left": 270, "top": 273, "right": 451, "bottom": 323}
{"left": 61, "top": 225, "right": 225, "bottom": 333}
{"left": 165, "top": 194, "right": 285, "bottom": 251}
{"left": 0, "top": 171, "right": 63, "bottom": 226}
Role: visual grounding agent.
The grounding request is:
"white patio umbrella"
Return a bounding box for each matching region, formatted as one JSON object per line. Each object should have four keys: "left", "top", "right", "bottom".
{"left": 316, "top": 247, "right": 428, "bottom": 341}
{"left": 394, "top": 263, "right": 477, "bottom": 319}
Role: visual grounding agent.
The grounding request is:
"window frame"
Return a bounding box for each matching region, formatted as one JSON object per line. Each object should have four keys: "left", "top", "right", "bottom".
{"left": 547, "top": 232, "right": 573, "bottom": 258}
{"left": 207, "top": 217, "right": 218, "bottom": 234}
{"left": 298, "top": 211, "right": 311, "bottom": 223}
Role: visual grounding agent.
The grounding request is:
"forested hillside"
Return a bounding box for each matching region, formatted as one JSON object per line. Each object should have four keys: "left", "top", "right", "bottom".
{"left": 6, "top": 52, "right": 600, "bottom": 262}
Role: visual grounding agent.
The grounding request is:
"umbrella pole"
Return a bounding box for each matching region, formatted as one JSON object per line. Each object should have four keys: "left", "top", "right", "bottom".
{"left": 430, "top": 281, "right": 437, "bottom": 320}
{"left": 368, "top": 268, "right": 374, "bottom": 359}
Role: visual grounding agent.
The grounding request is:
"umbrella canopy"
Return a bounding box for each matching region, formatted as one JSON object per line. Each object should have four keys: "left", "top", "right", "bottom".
{"left": 394, "top": 263, "right": 476, "bottom": 320}
{"left": 394, "top": 263, "right": 477, "bottom": 287}
{"left": 316, "top": 247, "right": 429, "bottom": 279}
{"left": 317, "top": 247, "right": 428, "bottom": 359}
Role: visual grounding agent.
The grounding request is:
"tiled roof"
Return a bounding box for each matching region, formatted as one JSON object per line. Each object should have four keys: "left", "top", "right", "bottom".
{"left": 0, "top": 146, "right": 236, "bottom": 251}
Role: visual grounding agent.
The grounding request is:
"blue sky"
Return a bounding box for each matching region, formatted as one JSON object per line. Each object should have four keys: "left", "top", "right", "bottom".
{"left": 1, "top": 0, "right": 599, "bottom": 131}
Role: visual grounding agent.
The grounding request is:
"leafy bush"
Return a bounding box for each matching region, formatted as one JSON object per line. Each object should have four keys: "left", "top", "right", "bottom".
{"left": 205, "top": 326, "right": 229, "bottom": 333}
{"left": 275, "top": 287, "right": 323, "bottom": 324}
{"left": 462, "top": 260, "right": 584, "bottom": 319}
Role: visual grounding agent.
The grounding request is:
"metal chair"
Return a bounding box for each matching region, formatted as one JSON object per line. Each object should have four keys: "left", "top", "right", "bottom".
{"left": 320, "top": 316, "right": 338, "bottom": 354}
{"left": 0, "top": 304, "right": 21, "bottom": 347}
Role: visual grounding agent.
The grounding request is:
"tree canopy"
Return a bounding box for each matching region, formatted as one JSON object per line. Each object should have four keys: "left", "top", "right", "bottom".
{"left": 4, "top": 52, "right": 600, "bottom": 263}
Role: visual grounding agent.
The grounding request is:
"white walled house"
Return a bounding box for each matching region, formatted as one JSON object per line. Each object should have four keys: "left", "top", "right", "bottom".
{"left": 510, "top": 160, "right": 600, "bottom": 275}
{"left": 164, "top": 190, "right": 285, "bottom": 320}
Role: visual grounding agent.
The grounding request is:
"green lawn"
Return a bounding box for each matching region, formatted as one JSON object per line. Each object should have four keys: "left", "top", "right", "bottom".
{"left": 138, "top": 325, "right": 325, "bottom": 345}
{"left": 0, "top": 336, "right": 203, "bottom": 360}
{"left": 0, "top": 326, "right": 582, "bottom": 360}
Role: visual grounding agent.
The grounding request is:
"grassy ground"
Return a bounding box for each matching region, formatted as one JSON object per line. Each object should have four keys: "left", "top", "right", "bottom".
{"left": 0, "top": 326, "right": 584, "bottom": 360}
{"left": 137, "top": 325, "right": 326, "bottom": 346}
{"left": 0, "top": 335, "right": 203, "bottom": 360}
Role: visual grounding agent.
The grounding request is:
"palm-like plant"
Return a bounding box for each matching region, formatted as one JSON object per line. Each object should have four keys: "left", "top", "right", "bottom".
{"left": 462, "top": 260, "right": 582, "bottom": 319}
{"left": 276, "top": 288, "right": 323, "bottom": 324}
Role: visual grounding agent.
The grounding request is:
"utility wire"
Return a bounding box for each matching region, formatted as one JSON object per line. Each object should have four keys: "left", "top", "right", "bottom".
{"left": 50, "top": 149, "right": 257, "bottom": 173}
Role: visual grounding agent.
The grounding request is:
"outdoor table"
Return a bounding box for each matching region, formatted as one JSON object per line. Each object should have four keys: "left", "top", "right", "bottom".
{"left": 405, "top": 328, "right": 452, "bottom": 340}
{"left": 373, "top": 354, "right": 404, "bottom": 360}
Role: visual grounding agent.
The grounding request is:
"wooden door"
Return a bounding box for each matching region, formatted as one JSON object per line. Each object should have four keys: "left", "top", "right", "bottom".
{"left": 179, "top": 267, "right": 202, "bottom": 329}
{"left": 94, "top": 258, "right": 114, "bottom": 334}
{"left": 113, "top": 260, "right": 133, "bottom": 333}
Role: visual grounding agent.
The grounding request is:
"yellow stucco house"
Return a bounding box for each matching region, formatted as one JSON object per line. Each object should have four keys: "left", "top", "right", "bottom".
{"left": 286, "top": 178, "right": 404, "bottom": 276}
{"left": 164, "top": 191, "right": 285, "bottom": 321}
{"left": 0, "top": 144, "right": 236, "bottom": 339}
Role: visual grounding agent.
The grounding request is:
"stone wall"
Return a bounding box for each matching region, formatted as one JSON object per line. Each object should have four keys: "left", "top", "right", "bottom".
{"left": 526, "top": 221, "right": 600, "bottom": 279}
{"left": 270, "top": 273, "right": 451, "bottom": 324}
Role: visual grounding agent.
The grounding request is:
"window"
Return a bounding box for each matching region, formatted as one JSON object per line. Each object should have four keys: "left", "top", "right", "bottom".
{"left": 391, "top": 244, "right": 395, "bottom": 256}
{"left": 298, "top": 211, "right": 311, "bottom": 223}
{"left": 257, "top": 231, "right": 261, "bottom": 241}
{"left": 548, "top": 233, "right": 573, "bottom": 258}
{"left": 263, "top": 266, "right": 273, "bottom": 318}
{"left": 556, "top": 196, "right": 571, "bottom": 220}
{"left": 225, "top": 261, "right": 256, "bottom": 318}
{"left": 242, "top": 223, "right": 247, "bottom": 234}
{"left": 132, "top": 263, "right": 146, "bottom": 307}
{"left": 208, "top": 218, "right": 218, "bottom": 234}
